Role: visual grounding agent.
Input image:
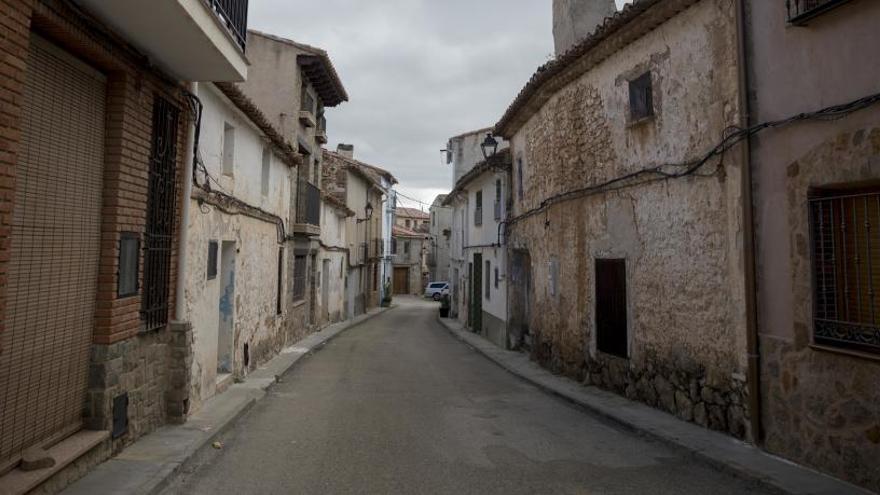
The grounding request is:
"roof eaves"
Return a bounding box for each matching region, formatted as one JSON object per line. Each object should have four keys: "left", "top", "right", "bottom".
{"left": 495, "top": 0, "right": 699, "bottom": 138}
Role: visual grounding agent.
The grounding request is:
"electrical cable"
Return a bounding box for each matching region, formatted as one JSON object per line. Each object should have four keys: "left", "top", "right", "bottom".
{"left": 503, "top": 91, "right": 880, "bottom": 234}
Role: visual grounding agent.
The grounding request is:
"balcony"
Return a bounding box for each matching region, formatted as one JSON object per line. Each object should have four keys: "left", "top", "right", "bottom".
{"left": 316, "top": 115, "right": 328, "bottom": 144}
{"left": 292, "top": 180, "right": 321, "bottom": 237}
{"left": 786, "top": 0, "right": 853, "bottom": 25}
{"left": 75, "top": 0, "right": 249, "bottom": 81}
{"left": 299, "top": 111, "right": 316, "bottom": 129}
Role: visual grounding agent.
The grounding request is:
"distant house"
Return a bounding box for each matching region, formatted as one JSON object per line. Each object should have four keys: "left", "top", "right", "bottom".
{"left": 391, "top": 225, "right": 429, "bottom": 296}
{"left": 428, "top": 195, "right": 453, "bottom": 283}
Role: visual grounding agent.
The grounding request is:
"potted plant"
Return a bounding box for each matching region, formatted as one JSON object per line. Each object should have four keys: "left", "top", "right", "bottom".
{"left": 439, "top": 294, "right": 451, "bottom": 318}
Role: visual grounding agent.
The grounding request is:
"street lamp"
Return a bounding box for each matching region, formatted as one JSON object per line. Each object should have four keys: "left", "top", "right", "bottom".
{"left": 480, "top": 133, "right": 498, "bottom": 160}
{"left": 358, "top": 202, "right": 374, "bottom": 224}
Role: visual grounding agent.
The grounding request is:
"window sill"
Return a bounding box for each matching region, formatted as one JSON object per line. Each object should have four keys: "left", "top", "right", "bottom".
{"left": 626, "top": 115, "right": 654, "bottom": 129}
{"left": 291, "top": 299, "right": 307, "bottom": 309}
{"left": 809, "top": 343, "right": 880, "bottom": 363}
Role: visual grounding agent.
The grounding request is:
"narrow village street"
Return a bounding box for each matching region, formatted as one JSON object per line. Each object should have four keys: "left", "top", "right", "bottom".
{"left": 163, "top": 298, "right": 770, "bottom": 495}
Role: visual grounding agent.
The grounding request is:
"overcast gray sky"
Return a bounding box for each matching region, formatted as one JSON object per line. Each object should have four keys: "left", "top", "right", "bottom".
{"left": 250, "top": 1, "right": 630, "bottom": 210}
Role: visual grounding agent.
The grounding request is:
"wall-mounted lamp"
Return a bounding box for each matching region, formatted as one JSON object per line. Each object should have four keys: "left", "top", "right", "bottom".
{"left": 480, "top": 133, "right": 499, "bottom": 160}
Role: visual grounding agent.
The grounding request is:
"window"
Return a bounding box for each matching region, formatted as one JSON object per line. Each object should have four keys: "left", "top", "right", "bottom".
{"left": 548, "top": 259, "right": 559, "bottom": 297}
{"left": 495, "top": 267, "right": 499, "bottom": 289}
{"left": 596, "top": 259, "right": 628, "bottom": 358}
{"left": 787, "top": 0, "right": 852, "bottom": 25}
{"left": 404, "top": 241, "right": 411, "bottom": 255}
{"left": 222, "top": 122, "right": 235, "bottom": 175}
{"left": 494, "top": 179, "right": 502, "bottom": 220}
{"left": 293, "top": 255, "right": 307, "bottom": 301}
{"left": 207, "top": 241, "right": 218, "bottom": 280}
{"left": 810, "top": 188, "right": 880, "bottom": 354}
{"left": 432, "top": 212, "right": 435, "bottom": 226}
{"left": 391, "top": 237, "right": 398, "bottom": 255}
{"left": 485, "top": 260, "right": 491, "bottom": 300}
{"left": 475, "top": 191, "right": 483, "bottom": 226}
{"left": 118, "top": 233, "right": 139, "bottom": 297}
{"left": 517, "top": 157, "right": 524, "bottom": 201}
{"left": 276, "top": 249, "right": 283, "bottom": 315}
{"left": 261, "top": 147, "right": 271, "bottom": 196}
{"left": 628, "top": 72, "right": 653, "bottom": 122}
{"left": 406, "top": 219, "right": 411, "bottom": 228}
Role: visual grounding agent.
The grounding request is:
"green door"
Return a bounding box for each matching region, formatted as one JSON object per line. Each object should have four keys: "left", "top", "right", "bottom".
{"left": 473, "top": 253, "right": 483, "bottom": 333}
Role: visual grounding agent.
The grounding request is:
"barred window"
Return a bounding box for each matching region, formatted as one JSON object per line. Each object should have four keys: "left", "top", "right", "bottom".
{"left": 810, "top": 188, "right": 880, "bottom": 354}
{"left": 628, "top": 72, "right": 653, "bottom": 122}
{"left": 293, "top": 255, "right": 307, "bottom": 301}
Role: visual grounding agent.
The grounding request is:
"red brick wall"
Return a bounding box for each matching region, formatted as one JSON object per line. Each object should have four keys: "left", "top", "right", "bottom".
{"left": 2, "top": 0, "right": 188, "bottom": 347}
{"left": 0, "top": 0, "right": 33, "bottom": 356}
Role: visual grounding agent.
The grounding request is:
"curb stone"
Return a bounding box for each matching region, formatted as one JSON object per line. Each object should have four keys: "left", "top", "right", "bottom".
{"left": 434, "top": 315, "right": 872, "bottom": 495}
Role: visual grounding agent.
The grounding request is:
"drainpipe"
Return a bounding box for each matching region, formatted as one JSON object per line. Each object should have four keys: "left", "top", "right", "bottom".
{"left": 176, "top": 82, "right": 198, "bottom": 321}
{"left": 735, "top": 0, "right": 762, "bottom": 444}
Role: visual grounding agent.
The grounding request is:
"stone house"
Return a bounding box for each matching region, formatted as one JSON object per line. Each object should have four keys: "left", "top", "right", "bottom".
{"left": 181, "top": 82, "right": 299, "bottom": 413}
{"left": 496, "top": 0, "right": 752, "bottom": 440}
{"left": 316, "top": 193, "right": 353, "bottom": 326}
{"left": 322, "top": 147, "right": 395, "bottom": 316}
{"left": 237, "top": 30, "right": 348, "bottom": 342}
{"left": 0, "top": 0, "right": 248, "bottom": 490}
{"left": 395, "top": 207, "right": 430, "bottom": 234}
{"left": 390, "top": 224, "right": 428, "bottom": 296}
{"left": 428, "top": 194, "right": 453, "bottom": 283}
{"left": 746, "top": 0, "right": 880, "bottom": 490}
{"left": 444, "top": 150, "right": 512, "bottom": 349}
{"left": 444, "top": 128, "right": 510, "bottom": 322}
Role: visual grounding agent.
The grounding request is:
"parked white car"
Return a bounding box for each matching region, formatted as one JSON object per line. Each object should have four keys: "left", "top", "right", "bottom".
{"left": 424, "top": 282, "right": 450, "bottom": 301}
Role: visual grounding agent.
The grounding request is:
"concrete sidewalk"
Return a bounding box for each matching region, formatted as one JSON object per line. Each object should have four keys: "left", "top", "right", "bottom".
{"left": 61, "top": 306, "right": 394, "bottom": 495}
{"left": 435, "top": 316, "right": 873, "bottom": 495}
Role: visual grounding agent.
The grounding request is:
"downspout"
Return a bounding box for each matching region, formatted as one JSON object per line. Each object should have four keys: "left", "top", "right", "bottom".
{"left": 176, "top": 82, "right": 198, "bottom": 321}
{"left": 735, "top": 0, "right": 762, "bottom": 444}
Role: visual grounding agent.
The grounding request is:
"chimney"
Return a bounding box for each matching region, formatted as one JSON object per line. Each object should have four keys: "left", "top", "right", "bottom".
{"left": 552, "top": 0, "right": 616, "bottom": 56}
{"left": 337, "top": 143, "right": 354, "bottom": 159}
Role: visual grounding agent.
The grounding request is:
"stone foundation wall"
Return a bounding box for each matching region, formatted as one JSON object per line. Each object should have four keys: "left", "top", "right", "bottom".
{"left": 85, "top": 330, "right": 171, "bottom": 452}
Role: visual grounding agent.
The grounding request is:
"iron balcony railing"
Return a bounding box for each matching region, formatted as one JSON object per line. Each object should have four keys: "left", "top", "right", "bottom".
{"left": 206, "top": 0, "right": 249, "bottom": 52}
{"left": 296, "top": 179, "right": 321, "bottom": 227}
{"left": 786, "top": 0, "right": 852, "bottom": 25}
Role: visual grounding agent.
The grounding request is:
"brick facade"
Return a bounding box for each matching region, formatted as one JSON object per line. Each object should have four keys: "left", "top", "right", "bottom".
{"left": 1, "top": 0, "right": 190, "bottom": 467}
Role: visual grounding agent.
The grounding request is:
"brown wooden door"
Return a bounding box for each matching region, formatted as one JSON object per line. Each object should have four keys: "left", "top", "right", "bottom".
{"left": 0, "top": 36, "right": 106, "bottom": 467}
{"left": 393, "top": 267, "right": 409, "bottom": 295}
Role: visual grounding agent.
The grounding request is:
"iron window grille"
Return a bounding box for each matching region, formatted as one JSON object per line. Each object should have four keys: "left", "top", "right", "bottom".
{"left": 292, "top": 255, "right": 307, "bottom": 301}
{"left": 628, "top": 71, "right": 654, "bottom": 122}
{"left": 786, "top": 0, "right": 853, "bottom": 25}
{"left": 809, "top": 190, "right": 880, "bottom": 354}
{"left": 141, "top": 96, "right": 179, "bottom": 333}
{"left": 118, "top": 233, "right": 140, "bottom": 298}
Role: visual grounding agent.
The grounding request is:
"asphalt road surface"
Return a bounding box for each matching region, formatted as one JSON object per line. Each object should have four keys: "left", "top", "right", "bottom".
{"left": 164, "top": 297, "right": 770, "bottom": 495}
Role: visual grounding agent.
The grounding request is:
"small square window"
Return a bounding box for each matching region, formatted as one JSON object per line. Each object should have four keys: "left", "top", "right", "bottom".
{"left": 629, "top": 72, "right": 654, "bottom": 122}
{"left": 207, "top": 241, "right": 218, "bottom": 280}
{"left": 118, "top": 232, "right": 139, "bottom": 297}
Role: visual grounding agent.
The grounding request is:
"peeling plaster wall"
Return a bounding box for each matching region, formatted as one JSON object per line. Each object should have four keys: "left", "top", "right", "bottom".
{"left": 184, "top": 85, "right": 293, "bottom": 412}
{"left": 747, "top": 1, "right": 880, "bottom": 489}
{"left": 508, "top": 0, "right": 750, "bottom": 438}
{"left": 318, "top": 202, "right": 348, "bottom": 325}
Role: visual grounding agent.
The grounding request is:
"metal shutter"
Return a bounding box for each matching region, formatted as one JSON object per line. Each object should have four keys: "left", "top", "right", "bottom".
{"left": 0, "top": 35, "right": 106, "bottom": 467}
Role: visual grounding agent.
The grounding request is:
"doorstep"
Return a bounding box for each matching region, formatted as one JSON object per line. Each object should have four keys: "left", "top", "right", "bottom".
{"left": 61, "top": 305, "right": 394, "bottom": 495}
{"left": 435, "top": 315, "right": 873, "bottom": 495}
{"left": 0, "top": 430, "right": 109, "bottom": 495}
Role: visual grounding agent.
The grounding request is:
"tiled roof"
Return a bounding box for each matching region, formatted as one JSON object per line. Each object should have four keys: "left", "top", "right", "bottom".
{"left": 323, "top": 150, "right": 397, "bottom": 188}
{"left": 393, "top": 225, "right": 426, "bottom": 238}
{"left": 248, "top": 30, "right": 349, "bottom": 107}
{"left": 212, "top": 82, "right": 301, "bottom": 168}
{"left": 395, "top": 207, "right": 429, "bottom": 220}
{"left": 495, "top": 0, "right": 700, "bottom": 138}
